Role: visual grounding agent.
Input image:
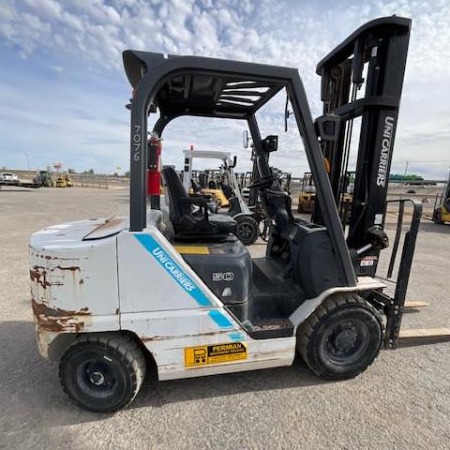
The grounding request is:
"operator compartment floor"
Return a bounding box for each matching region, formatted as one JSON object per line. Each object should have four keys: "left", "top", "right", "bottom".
{"left": 241, "top": 257, "right": 305, "bottom": 339}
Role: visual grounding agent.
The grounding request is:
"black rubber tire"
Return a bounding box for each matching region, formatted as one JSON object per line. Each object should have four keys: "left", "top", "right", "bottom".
{"left": 433, "top": 208, "right": 443, "bottom": 224}
{"left": 59, "top": 333, "right": 146, "bottom": 413}
{"left": 235, "top": 215, "right": 259, "bottom": 245}
{"left": 297, "top": 293, "right": 382, "bottom": 380}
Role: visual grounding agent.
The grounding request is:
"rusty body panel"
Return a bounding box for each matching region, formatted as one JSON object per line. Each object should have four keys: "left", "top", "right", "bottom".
{"left": 31, "top": 298, "right": 90, "bottom": 333}
{"left": 30, "top": 218, "right": 121, "bottom": 358}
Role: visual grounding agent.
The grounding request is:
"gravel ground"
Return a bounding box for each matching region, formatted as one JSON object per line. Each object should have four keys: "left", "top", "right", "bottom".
{"left": 0, "top": 187, "right": 449, "bottom": 450}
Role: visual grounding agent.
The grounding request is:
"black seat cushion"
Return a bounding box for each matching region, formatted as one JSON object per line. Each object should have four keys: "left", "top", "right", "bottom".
{"left": 162, "top": 166, "right": 236, "bottom": 239}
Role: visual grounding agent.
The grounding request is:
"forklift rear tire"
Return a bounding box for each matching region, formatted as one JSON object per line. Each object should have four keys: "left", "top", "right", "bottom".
{"left": 297, "top": 293, "right": 382, "bottom": 380}
{"left": 433, "top": 209, "right": 443, "bottom": 224}
{"left": 235, "top": 215, "right": 259, "bottom": 245}
{"left": 59, "top": 333, "right": 146, "bottom": 413}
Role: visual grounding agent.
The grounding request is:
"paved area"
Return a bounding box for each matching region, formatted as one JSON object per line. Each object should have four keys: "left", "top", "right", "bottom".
{"left": 0, "top": 187, "right": 449, "bottom": 450}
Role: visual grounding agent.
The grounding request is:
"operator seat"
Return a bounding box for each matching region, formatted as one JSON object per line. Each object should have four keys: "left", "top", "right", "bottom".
{"left": 162, "top": 167, "right": 236, "bottom": 240}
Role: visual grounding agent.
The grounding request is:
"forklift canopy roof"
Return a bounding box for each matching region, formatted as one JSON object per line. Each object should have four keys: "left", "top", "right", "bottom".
{"left": 123, "top": 51, "right": 289, "bottom": 121}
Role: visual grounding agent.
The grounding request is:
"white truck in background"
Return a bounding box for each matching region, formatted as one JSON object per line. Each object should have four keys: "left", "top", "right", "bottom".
{"left": 0, "top": 172, "right": 19, "bottom": 185}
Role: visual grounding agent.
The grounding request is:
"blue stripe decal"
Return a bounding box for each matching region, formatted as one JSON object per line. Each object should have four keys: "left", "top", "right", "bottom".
{"left": 134, "top": 234, "right": 211, "bottom": 307}
{"left": 209, "top": 310, "right": 233, "bottom": 328}
{"left": 228, "top": 332, "right": 245, "bottom": 341}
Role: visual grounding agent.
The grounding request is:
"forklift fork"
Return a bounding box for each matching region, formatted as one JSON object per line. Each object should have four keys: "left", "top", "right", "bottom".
{"left": 371, "top": 199, "right": 450, "bottom": 348}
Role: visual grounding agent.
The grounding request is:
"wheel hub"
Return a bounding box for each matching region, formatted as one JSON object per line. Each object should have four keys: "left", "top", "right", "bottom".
{"left": 326, "top": 320, "right": 365, "bottom": 362}
{"left": 334, "top": 328, "right": 358, "bottom": 352}
{"left": 239, "top": 224, "right": 252, "bottom": 238}
{"left": 89, "top": 370, "right": 106, "bottom": 386}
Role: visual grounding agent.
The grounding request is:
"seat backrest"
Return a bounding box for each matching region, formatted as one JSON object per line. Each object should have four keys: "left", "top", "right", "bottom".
{"left": 228, "top": 196, "right": 242, "bottom": 217}
{"left": 191, "top": 178, "right": 201, "bottom": 193}
{"left": 263, "top": 189, "right": 294, "bottom": 231}
{"left": 162, "top": 167, "right": 192, "bottom": 222}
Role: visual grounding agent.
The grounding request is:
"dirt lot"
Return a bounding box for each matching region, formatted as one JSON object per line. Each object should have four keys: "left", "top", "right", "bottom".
{"left": 0, "top": 187, "right": 449, "bottom": 450}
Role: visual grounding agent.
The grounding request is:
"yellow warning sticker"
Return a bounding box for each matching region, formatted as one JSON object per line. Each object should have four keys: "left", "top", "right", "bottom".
{"left": 174, "top": 245, "right": 210, "bottom": 255}
{"left": 185, "top": 342, "right": 247, "bottom": 367}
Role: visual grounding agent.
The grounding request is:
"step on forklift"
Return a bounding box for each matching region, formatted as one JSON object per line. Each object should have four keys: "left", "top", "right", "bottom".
{"left": 179, "top": 149, "right": 260, "bottom": 245}
{"left": 29, "top": 16, "right": 450, "bottom": 413}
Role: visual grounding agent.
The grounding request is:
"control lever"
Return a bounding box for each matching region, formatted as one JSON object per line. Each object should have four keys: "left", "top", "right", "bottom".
{"left": 350, "top": 225, "right": 389, "bottom": 260}
{"left": 366, "top": 225, "right": 389, "bottom": 250}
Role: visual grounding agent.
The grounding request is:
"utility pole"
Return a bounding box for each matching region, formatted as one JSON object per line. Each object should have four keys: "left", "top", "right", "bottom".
{"left": 23, "top": 152, "right": 30, "bottom": 171}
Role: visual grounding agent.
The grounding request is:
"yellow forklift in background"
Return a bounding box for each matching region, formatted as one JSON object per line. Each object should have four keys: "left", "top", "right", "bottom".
{"left": 55, "top": 173, "right": 73, "bottom": 188}
{"left": 297, "top": 172, "right": 316, "bottom": 213}
{"left": 433, "top": 176, "right": 450, "bottom": 224}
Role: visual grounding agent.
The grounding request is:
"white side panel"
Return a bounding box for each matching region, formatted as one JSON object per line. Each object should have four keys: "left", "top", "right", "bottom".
{"left": 117, "top": 228, "right": 223, "bottom": 313}
{"left": 121, "top": 310, "right": 295, "bottom": 380}
{"left": 118, "top": 227, "right": 296, "bottom": 379}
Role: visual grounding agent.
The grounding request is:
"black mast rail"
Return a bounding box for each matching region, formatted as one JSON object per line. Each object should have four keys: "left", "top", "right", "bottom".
{"left": 315, "top": 16, "right": 412, "bottom": 276}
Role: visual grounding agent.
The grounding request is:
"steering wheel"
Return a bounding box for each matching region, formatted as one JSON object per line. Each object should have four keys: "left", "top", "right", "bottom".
{"left": 248, "top": 175, "right": 278, "bottom": 190}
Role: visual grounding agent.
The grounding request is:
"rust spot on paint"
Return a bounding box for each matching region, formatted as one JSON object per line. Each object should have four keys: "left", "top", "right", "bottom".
{"left": 30, "top": 265, "right": 82, "bottom": 289}
{"left": 141, "top": 330, "right": 225, "bottom": 342}
{"left": 30, "top": 267, "right": 51, "bottom": 289}
{"left": 31, "top": 299, "right": 90, "bottom": 317}
{"left": 33, "top": 253, "right": 80, "bottom": 261}
{"left": 115, "top": 308, "right": 120, "bottom": 315}
{"left": 31, "top": 299, "right": 90, "bottom": 332}
{"left": 79, "top": 279, "right": 84, "bottom": 285}
{"left": 55, "top": 265, "right": 81, "bottom": 271}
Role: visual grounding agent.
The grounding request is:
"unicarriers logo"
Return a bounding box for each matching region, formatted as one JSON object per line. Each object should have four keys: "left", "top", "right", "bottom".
{"left": 376, "top": 116, "right": 395, "bottom": 187}
{"left": 134, "top": 234, "right": 212, "bottom": 306}
{"left": 152, "top": 247, "right": 196, "bottom": 292}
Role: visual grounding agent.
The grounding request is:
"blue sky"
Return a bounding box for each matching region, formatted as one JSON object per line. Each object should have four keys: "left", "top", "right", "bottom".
{"left": 1, "top": 0, "right": 449, "bottom": 178}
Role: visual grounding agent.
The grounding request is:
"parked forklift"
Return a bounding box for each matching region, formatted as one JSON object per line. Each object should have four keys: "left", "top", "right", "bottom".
{"left": 29, "top": 17, "right": 450, "bottom": 413}
{"left": 55, "top": 173, "right": 73, "bottom": 188}
{"left": 180, "top": 149, "right": 259, "bottom": 245}
{"left": 297, "top": 172, "right": 316, "bottom": 213}
{"left": 432, "top": 175, "right": 450, "bottom": 224}
{"left": 192, "top": 170, "right": 230, "bottom": 208}
{"left": 298, "top": 170, "right": 354, "bottom": 225}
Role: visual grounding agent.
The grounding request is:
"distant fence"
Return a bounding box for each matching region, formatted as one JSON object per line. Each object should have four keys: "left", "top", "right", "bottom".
{"left": 2, "top": 169, "right": 447, "bottom": 196}
{"left": 70, "top": 174, "right": 129, "bottom": 189}
{"left": 0, "top": 170, "right": 130, "bottom": 189}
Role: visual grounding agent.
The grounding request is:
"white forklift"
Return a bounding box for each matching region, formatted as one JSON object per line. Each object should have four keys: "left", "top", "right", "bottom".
{"left": 180, "top": 149, "right": 260, "bottom": 245}
{"left": 29, "top": 17, "right": 449, "bottom": 413}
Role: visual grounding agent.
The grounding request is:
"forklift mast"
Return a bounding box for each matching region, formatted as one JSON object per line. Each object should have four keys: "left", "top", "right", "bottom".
{"left": 315, "top": 16, "right": 411, "bottom": 274}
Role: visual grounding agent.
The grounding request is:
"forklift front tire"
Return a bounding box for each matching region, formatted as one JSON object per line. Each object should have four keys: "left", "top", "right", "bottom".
{"left": 59, "top": 333, "right": 146, "bottom": 413}
{"left": 235, "top": 215, "right": 259, "bottom": 245}
{"left": 433, "top": 209, "right": 443, "bottom": 224}
{"left": 297, "top": 293, "right": 382, "bottom": 380}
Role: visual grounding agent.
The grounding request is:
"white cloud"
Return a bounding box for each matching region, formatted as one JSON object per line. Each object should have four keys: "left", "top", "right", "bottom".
{"left": 22, "top": 0, "right": 61, "bottom": 20}
{"left": 0, "top": 0, "right": 449, "bottom": 178}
